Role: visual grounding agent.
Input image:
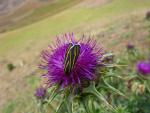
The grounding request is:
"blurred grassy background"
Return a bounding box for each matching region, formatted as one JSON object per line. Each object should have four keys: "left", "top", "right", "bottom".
{"left": 0, "top": 0, "right": 150, "bottom": 113}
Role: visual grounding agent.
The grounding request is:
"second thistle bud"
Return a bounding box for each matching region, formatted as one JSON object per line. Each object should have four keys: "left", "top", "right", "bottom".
{"left": 34, "top": 87, "right": 47, "bottom": 100}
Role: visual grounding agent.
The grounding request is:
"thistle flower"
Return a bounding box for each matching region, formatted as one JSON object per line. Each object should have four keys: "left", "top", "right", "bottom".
{"left": 136, "top": 61, "right": 150, "bottom": 75}
{"left": 126, "top": 43, "right": 134, "bottom": 50}
{"left": 40, "top": 33, "right": 103, "bottom": 88}
{"left": 34, "top": 87, "right": 46, "bottom": 99}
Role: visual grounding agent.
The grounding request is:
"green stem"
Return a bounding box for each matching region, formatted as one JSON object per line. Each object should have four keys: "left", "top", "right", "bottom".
{"left": 56, "top": 99, "right": 65, "bottom": 113}
{"left": 92, "top": 87, "right": 115, "bottom": 110}
{"left": 47, "top": 88, "right": 61, "bottom": 105}
{"left": 82, "top": 99, "right": 91, "bottom": 113}
{"left": 104, "top": 64, "right": 127, "bottom": 68}
{"left": 145, "top": 81, "right": 150, "bottom": 93}
{"left": 66, "top": 96, "right": 73, "bottom": 113}
{"left": 83, "top": 82, "right": 115, "bottom": 111}
{"left": 38, "top": 103, "right": 45, "bottom": 113}
{"left": 103, "top": 79, "right": 128, "bottom": 99}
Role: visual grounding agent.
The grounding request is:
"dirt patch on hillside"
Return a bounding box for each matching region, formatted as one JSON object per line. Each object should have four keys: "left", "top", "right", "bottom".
{"left": 0, "top": 0, "right": 27, "bottom": 15}
{"left": 0, "top": 0, "right": 54, "bottom": 16}
{"left": 0, "top": 0, "right": 80, "bottom": 33}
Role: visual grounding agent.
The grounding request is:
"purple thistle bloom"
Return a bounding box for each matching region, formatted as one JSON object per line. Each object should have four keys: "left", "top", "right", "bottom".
{"left": 136, "top": 61, "right": 150, "bottom": 76}
{"left": 34, "top": 87, "right": 46, "bottom": 99}
{"left": 127, "top": 43, "right": 134, "bottom": 50}
{"left": 40, "top": 33, "right": 103, "bottom": 88}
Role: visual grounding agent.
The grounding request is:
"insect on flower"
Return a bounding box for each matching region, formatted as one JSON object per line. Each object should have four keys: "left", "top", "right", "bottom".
{"left": 64, "top": 43, "right": 80, "bottom": 74}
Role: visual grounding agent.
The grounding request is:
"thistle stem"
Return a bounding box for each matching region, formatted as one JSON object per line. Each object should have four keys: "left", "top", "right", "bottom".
{"left": 82, "top": 99, "right": 91, "bottom": 113}
{"left": 65, "top": 94, "right": 73, "bottom": 113}
{"left": 56, "top": 99, "right": 65, "bottom": 113}
{"left": 66, "top": 101, "right": 73, "bottom": 113}
{"left": 103, "top": 79, "right": 128, "bottom": 99}
{"left": 38, "top": 103, "right": 45, "bottom": 113}
{"left": 83, "top": 82, "right": 115, "bottom": 111}
{"left": 91, "top": 87, "right": 115, "bottom": 110}
{"left": 66, "top": 98, "right": 73, "bottom": 113}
